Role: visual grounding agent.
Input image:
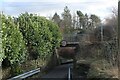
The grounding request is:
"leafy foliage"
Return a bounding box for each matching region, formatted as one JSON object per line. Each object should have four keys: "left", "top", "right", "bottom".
{"left": 0, "top": 14, "right": 4, "bottom": 62}
{"left": 0, "top": 12, "right": 62, "bottom": 65}
{"left": 17, "top": 12, "right": 62, "bottom": 60}
{"left": 1, "top": 13, "right": 62, "bottom": 76}
{"left": 1, "top": 14, "right": 27, "bottom": 65}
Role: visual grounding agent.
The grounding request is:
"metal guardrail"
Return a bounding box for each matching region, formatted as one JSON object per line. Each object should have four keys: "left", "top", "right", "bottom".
{"left": 8, "top": 68, "right": 40, "bottom": 80}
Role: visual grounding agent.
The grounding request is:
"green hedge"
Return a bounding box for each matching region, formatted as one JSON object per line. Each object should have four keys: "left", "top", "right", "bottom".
{"left": 1, "top": 12, "right": 62, "bottom": 68}
{"left": 17, "top": 12, "right": 62, "bottom": 60}
{"left": 0, "top": 14, "right": 4, "bottom": 63}
{"left": 1, "top": 14, "right": 27, "bottom": 65}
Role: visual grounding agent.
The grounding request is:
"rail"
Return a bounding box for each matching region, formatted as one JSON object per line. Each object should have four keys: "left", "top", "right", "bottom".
{"left": 8, "top": 68, "right": 40, "bottom": 80}
{"left": 68, "top": 67, "right": 71, "bottom": 80}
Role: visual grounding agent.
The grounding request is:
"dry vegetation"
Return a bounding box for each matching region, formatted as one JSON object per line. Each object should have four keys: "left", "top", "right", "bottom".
{"left": 75, "top": 32, "right": 118, "bottom": 78}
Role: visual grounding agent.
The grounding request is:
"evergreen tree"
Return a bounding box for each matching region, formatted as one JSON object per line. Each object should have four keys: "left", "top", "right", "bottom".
{"left": 90, "top": 14, "right": 101, "bottom": 29}
{"left": 62, "top": 6, "right": 72, "bottom": 34}
{"left": 52, "top": 13, "right": 61, "bottom": 26}
{"left": 76, "top": 10, "right": 85, "bottom": 29}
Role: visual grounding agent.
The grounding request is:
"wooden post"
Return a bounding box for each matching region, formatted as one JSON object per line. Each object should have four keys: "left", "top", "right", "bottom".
{"left": 55, "top": 48, "right": 61, "bottom": 65}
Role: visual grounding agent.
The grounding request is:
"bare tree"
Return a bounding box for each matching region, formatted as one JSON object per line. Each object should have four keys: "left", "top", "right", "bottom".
{"left": 104, "top": 7, "right": 118, "bottom": 33}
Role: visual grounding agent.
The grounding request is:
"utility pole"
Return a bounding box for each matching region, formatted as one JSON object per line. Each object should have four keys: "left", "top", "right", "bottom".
{"left": 118, "top": 1, "right": 120, "bottom": 79}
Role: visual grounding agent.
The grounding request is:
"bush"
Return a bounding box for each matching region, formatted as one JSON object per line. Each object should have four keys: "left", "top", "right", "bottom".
{"left": 17, "top": 12, "right": 62, "bottom": 60}
{"left": 1, "top": 13, "right": 62, "bottom": 77}
{"left": 1, "top": 14, "right": 27, "bottom": 65}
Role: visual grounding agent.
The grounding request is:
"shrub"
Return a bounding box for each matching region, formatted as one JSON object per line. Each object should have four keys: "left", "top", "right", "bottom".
{"left": 17, "top": 12, "right": 62, "bottom": 60}
{"left": 1, "top": 14, "right": 27, "bottom": 65}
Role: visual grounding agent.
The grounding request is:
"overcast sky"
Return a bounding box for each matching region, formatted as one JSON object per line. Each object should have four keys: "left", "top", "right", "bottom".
{"left": 0, "top": 0, "right": 118, "bottom": 21}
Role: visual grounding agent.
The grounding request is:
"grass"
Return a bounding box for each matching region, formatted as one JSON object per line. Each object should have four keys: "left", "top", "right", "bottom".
{"left": 21, "top": 58, "right": 47, "bottom": 72}
{"left": 86, "top": 59, "right": 118, "bottom": 78}
{"left": 76, "top": 57, "right": 118, "bottom": 78}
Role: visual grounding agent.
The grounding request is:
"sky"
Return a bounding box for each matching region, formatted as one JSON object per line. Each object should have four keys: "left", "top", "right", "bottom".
{"left": 0, "top": 0, "right": 118, "bottom": 21}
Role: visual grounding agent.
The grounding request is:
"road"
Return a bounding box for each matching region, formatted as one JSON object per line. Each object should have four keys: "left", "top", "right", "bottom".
{"left": 41, "top": 63, "right": 73, "bottom": 80}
